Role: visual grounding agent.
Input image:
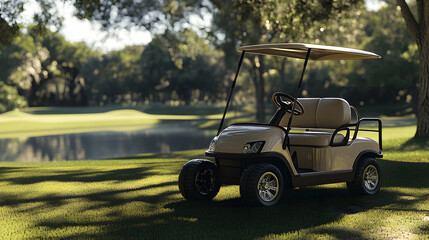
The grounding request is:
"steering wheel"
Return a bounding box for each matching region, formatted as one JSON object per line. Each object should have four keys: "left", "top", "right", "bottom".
{"left": 272, "top": 92, "right": 304, "bottom": 116}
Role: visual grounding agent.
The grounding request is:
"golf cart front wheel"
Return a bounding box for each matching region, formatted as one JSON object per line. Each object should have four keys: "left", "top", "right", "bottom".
{"left": 240, "top": 163, "right": 283, "bottom": 206}
{"left": 178, "top": 159, "right": 220, "bottom": 201}
{"left": 347, "top": 157, "right": 381, "bottom": 195}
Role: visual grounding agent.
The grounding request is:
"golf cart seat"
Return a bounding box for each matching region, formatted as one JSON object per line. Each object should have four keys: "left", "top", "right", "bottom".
{"left": 280, "top": 98, "right": 351, "bottom": 147}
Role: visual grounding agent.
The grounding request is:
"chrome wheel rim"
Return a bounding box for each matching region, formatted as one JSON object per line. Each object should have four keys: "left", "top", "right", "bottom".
{"left": 363, "top": 165, "right": 379, "bottom": 191}
{"left": 257, "top": 172, "right": 279, "bottom": 202}
{"left": 195, "top": 169, "right": 215, "bottom": 195}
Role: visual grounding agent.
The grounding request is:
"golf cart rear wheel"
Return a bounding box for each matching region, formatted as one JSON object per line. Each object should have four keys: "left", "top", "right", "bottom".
{"left": 347, "top": 157, "right": 381, "bottom": 195}
{"left": 240, "top": 163, "right": 283, "bottom": 206}
{"left": 178, "top": 159, "right": 220, "bottom": 201}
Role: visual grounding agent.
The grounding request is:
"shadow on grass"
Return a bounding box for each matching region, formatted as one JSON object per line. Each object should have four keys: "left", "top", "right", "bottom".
{"left": 0, "top": 166, "right": 154, "bottom": 185}
{"left": 378, "top": 159, "right": 429, "bottom": 188}
{"left": 24, "top": 104, "right": 228, "bottom": 116}
{"left": 1, "top": 181, "right": 178, "bottom": 209}
{"left": 381, "top": 117, "right": 417, "bottom": 128}
{"left": 383, "top": 136, "right": 429, "bottom": 153}
{"left": 32, "top": 185, "right": 428, "bottom": 240}
{"left": 0, "top": 167, "right": 21, "bottom": 176}
{"left": 420, "top": 222, "right": 429, "bottom": 235}
{"left": 116, "top": 149, "right": 207, "bottom": 161}
{"left": 400, "top": 137, "right": 429, "bottom": 150}
{"left": 2, "top": 158, "right": 428, "bottom": 239}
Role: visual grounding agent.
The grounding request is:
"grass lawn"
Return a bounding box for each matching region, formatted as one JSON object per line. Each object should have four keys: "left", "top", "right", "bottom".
{"left": 0, "top": 105, "right": 253, "bottom": 139}
{"left": 0, "top": 106, "right": 224, "bottom": 139}
{"left": 0, "top": 106, "right": 428, "bottom": 239}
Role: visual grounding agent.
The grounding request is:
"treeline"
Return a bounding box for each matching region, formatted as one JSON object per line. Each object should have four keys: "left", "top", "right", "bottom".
{"left": 0, "top": 3, "right": 419, "bottom": 113}
{"left": 0, "top": 28, "right": 229, "bottom": 112}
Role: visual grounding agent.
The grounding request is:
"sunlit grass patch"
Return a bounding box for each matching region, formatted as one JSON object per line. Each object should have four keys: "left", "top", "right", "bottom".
{"left": 0, "top": 107, "right": 222, "bottom": 139}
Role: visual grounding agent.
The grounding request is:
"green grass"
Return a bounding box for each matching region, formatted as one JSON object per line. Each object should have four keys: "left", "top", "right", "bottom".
{"left": 0, "top": 148, "right": 428, "bottom": 239}
{"left": 0, "top": 105, "right": 428, "bottom": 239}
{"left": 0, "top": 105, "right": 254, "bottom": 138}
{"left": 0, "top": 107, "right": 228, "bottom": 139}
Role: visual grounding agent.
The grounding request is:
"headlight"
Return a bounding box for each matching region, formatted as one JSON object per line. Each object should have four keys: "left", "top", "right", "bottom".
{"left": 242, "top": 141, "right": 265, "bottom": 154}
{"left": 208, "top": 136, "right": 218, "bottom": 151}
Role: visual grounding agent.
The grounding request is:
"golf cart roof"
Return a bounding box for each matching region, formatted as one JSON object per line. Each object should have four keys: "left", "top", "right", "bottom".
{"left": 237, "top": 43, "right": 381, "bottom": 60}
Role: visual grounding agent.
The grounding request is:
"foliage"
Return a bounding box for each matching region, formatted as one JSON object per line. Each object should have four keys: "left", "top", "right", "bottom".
{"left": 296, "top": 4, "right": 419, "bottom": 107}
{"left": 82, "top": 46, "right": 144, "bottom": 105}
{"left": 0, "top": 0, "right": 23, "bottom": 46}
{"left": 0, "top": 0, "right": 62, "bottom": 46}
{"left": 0, "top": 18, "right": 20, "bottom": 46}
{"left": 210, "top": 0, "right": 366, "bottom": 121}
{"left": 0, "top": 82, "right": 27, "bottom": 113}
{"left": 3, "top": 29, "right": 100, "bottom": 107}
{"left": 79, "top": 30, "right": 225, "bottom": 105}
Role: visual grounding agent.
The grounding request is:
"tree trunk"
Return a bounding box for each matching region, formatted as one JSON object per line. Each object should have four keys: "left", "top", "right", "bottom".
{"left": 250, "top": 56, "right": 266, "bottom": 123}
{"left": 256, "top": 55, "right": 266, "bottom": 123}
{"left": 79, "top": 82, "right": 89, "bottom": 106}
{"left": 278, "top": 58, "right": 286, "bottom": 84}
{"left": 395, "top": 0, "right": 429, "bottom": 137}
{"left": 415, "top": 39, "right": 429, "bottom": 137}
{"left": 28, "top": 75, "right": 39, "bottom": 107}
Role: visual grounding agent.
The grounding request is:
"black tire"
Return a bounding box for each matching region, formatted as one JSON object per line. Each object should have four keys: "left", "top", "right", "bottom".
{"left": 347, "top": 157, "right": 381, "bottom": 195}
{"left": 240, "top": 163, "right": 283, "bottom": 206}
{"left": 178, "top": 159, "right": 221, "bottom": 201}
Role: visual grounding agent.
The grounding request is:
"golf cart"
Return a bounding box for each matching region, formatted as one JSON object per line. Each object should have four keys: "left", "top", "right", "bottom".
{"left": 178, "top": 43, "right": 383, "bottom": 206}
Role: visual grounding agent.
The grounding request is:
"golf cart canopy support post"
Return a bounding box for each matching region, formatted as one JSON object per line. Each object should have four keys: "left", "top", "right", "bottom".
{"left": 217, "top": 51, "right": 246, "bottom": 135}
{"left": 285, "top": 48, "right": 311, "bottom": 150}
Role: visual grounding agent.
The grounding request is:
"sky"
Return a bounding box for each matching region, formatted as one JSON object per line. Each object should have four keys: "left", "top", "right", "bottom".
{"left": 20, "top": 0, "right": 384, "bottom": 53}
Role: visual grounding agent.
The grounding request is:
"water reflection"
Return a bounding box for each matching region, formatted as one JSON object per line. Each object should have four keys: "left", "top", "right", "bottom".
{"left": 0, "top": 124, "right": 215, "bottom": 162}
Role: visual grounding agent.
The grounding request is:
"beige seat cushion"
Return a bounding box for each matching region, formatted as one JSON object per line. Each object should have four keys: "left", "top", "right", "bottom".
{"left": 280, "top": 98, "right": 351, "bottom": 129}
{"left": 289, "top": 132, "right": 345, "bottom": 147}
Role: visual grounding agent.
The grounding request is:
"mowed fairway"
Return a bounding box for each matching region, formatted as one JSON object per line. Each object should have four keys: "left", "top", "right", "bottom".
{"left": 0, "top": 111, "right": 428, "bottom": 239}
{"left": 0, "top": 106, "right": 226, "bottom": 139}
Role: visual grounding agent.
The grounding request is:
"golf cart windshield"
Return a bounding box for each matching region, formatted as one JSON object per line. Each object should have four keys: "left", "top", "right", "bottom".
{"left": 237, "top": 43, "right": 381, "bottom": 60}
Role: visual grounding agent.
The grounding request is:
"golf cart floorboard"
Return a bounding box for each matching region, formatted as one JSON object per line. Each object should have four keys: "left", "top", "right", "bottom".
{"left": 297, "top": 169, "right": 315, "bottom": 174}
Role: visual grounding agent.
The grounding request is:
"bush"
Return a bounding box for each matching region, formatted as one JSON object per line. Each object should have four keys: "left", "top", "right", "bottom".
{"left": 0, "top": 82, "right": 27, "bottom": 113}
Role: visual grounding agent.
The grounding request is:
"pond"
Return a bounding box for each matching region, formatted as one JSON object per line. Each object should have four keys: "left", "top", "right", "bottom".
{"left": 0, "top": 124, "right": 215, "bottom": 162}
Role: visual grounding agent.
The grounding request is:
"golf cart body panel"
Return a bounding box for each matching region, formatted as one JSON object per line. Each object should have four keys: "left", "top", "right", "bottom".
{"left": 206, "top": 126, "right": 381, "bottom": 187}
{"left": 211, "top": 124, "right": 287, "bottom": 154}
{"left": 289, "top": 137, "right": 380, "bottom": 171}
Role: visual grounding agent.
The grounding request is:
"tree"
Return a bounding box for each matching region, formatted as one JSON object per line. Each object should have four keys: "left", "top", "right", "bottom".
{"left": 0, "top": 0, "right": 62, "bottom": 46}
{"left": 140, "top": 31, "right": 224, "bottom": 104}
{"left": 211, "top": 0, "right": 364, "bottom": 121}
{"left": 0, "top": 1, "right": 23, "bottom": 46}
{"left": 4, "top": 32, "right": 51, "bottom": 107}
{"left": 395, "top": 0, "right": 429, "bottom": 137}
{"left": 312, "top": 4, "right": 418, "bottom": 107}
{"left": 2, "top": 28, "right": 99, "bottom": 107}
{"left": 41, "top": 31, "right": 100, "bottom": 106}
{"left": 0, "top": 18, "right": 20, "bottom": 46}
{"left": 81, "top": 46, "right": 143, "bottom": 105}
{"left": 0, "top": 81, "right": 27, "bottom": 113}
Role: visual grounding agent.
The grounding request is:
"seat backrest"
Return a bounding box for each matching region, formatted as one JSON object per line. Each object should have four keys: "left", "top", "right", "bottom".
{"left": 279, "top": 98, "right": 351, "bottom": 129}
